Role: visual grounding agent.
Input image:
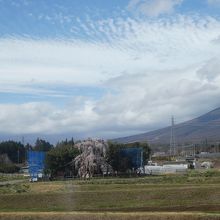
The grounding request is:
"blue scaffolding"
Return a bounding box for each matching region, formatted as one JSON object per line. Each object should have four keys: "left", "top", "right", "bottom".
{"left": 120, "top": 147, "right": 143, "bottom": 169}
{"left": 28, "top": 151, "right": 45, "bottom": 179}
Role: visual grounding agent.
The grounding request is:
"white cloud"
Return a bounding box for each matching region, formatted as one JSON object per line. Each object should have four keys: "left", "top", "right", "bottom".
{"left": 1, "top": 15, "right": 220, "bottom": 137}
{"left": 127, "top": 0, "right": 183, "bottom": 17}
{"left": 1, "top": 15, "right": 220, "bottom": 88}
{"left": 0, "top": 38, "right": 129, "bottom": 86}
{"left": 1, "top": 69, "right": 220, "bottom": 137}
{"left": 197, "top": 58, "right": 220, "bottom": 81}
{"left": 0, "top": 101, "right": 98, "bottom": 135}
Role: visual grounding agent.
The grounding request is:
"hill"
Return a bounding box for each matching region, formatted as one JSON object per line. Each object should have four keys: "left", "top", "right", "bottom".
{"left": 113, "top": 107, "right": 220, "bottom": 145}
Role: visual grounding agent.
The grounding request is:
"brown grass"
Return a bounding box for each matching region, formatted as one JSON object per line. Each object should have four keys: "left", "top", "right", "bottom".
{"left": 29, "top": 182, "right": 64, "bottom": 193}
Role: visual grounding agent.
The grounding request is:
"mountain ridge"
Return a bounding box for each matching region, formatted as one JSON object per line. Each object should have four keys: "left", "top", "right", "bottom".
{"left": 113, "top": 107, "right": 220, "bottom": 145}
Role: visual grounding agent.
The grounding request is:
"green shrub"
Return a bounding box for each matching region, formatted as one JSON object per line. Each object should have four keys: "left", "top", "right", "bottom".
{"left": 0, "top": 163, "right": 20, "bottom": 173}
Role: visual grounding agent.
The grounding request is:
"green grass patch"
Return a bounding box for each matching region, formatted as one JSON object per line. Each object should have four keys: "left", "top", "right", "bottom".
{"left": 0, "top": 174, "right": 27, "bottom": 182}
{"left": 0, "top": 183, "right": 29, "bottom": 194}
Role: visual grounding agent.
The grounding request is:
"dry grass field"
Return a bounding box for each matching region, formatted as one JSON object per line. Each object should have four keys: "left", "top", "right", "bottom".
{"left": 0, "top": 170, "right": 220, "bottom": 219}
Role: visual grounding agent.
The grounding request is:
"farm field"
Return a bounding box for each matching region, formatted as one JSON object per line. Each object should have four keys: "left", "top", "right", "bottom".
{"left": 0, "top": 174, "right": 27, "bottom": 182}
{"left": 0, "top": 170, "right": 220, "bottom": 220}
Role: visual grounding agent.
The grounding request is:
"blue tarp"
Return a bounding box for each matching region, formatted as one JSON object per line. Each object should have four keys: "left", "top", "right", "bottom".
{"left": 28, "top": 151, "right": 45, "bottom": 178}
{"left": 120, "top": 147, "right": 143, "bottom": 169}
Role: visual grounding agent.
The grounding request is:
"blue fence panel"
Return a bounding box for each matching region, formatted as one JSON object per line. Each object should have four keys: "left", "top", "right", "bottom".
{"left": 28, "top": 151, "right": 45, "bottom": 178}
{"left": 120, "top": 147, "right": 143, "bottom": 169}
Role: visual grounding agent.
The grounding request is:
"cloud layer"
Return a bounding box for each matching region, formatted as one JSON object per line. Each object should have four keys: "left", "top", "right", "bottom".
{"left": 1, "top": 13, "right": 220, "bottom": 138}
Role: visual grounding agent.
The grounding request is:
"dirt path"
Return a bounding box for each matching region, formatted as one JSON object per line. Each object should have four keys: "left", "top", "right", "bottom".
{"left": 0, "top": 211, "right": 219, "bottom": 220}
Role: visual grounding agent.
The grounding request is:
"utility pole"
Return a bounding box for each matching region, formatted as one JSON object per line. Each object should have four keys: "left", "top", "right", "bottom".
{"left": 22, "top": 136, "right": 25, "bottom": 145}
{"left": 141, "top": 149, "right": 145, "bottom": 175}
{"left": 17, "top": 147, "right": 20, "bottom": 164}
{"left": 22, "top": 136, "right": 26, "bottom": 164}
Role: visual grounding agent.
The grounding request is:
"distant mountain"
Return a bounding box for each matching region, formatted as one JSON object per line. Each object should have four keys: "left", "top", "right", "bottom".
{"left": 1, "top": 108, "right": 220, "bottom": 146}
{"left": 113, "top": 108, "right": 220, "bottom": 145}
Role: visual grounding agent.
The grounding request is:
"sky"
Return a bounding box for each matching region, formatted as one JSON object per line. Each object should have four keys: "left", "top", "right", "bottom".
{"left": 0, "top": 0, "right": 220, "bottom": 141}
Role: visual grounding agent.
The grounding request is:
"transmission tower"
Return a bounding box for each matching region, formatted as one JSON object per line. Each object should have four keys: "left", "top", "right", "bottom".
{"left": 170, "top": 116, "right": 176, "bottom": 157}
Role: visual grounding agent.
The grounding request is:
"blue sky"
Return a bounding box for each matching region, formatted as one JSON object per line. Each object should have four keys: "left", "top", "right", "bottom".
{"left": 1, "top": 0, "right": 220, "bottom": 40}
{"left": 0, "top": 0, "right": 220, "bottom": 140}
{"left": 0, "top": 0, "right": 220, "bottom": 39}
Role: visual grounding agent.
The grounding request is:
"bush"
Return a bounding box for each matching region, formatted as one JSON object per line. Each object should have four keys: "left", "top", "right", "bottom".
{"left": 0, "top": 163, "right": 20, "bottom": 173}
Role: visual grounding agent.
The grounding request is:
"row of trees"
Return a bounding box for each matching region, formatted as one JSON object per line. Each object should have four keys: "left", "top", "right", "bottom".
{"left": 45, "top": 141, "right": 151, "bottom": 177}
{"left": 0, "top": 138, "right": 151, "bottom": 175}
{"left": 0, "top": 138, "right": 79, "bottom": 174}
{"left": 0, "top": 138, "right": 55, "bottom": 173}
{"left": 0, "top": 138, "right": 54, "bottom": 164}
{"left": 0, "top": 141, "right": 25, "bottom": 164}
